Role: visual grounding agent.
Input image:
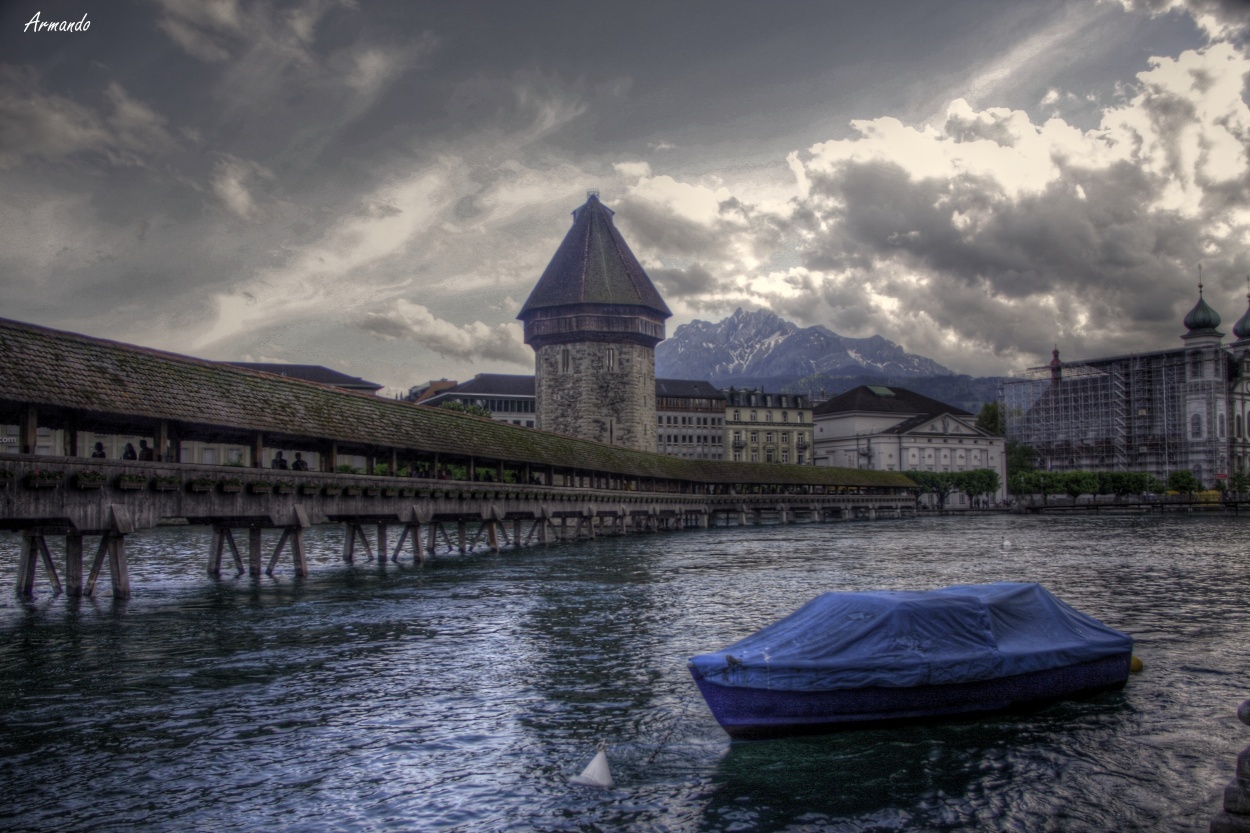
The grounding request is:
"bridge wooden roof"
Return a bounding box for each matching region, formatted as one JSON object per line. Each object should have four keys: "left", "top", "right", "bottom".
{"left": 0, "top": 317, "right": 909, "bottom": 489}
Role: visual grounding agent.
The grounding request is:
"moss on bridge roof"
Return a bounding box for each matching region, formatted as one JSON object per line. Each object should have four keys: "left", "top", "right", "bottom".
{"left": 0, "top": 317, "right": 911, "bottom": 489}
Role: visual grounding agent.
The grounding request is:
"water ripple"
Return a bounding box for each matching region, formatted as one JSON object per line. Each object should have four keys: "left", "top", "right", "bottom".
{"left": 0, "top": 514, "right": 1246, "bottom": 831}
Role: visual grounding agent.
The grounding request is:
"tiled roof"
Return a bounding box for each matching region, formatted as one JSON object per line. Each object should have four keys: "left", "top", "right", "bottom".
{"left": 813, "top": 385, "right": 970, "bottom": 419}
{"left": 655, "top": 378, "right": 725, "bottom": 399}
{"left": 518, "top": 194, "right": 671, "bottom": 318}
{"left": 419, "top": 375, "right": 725, "bottom": 402}
{"left": 441, "top": 373, "right": 536, "bottom": 397}
{"left": 223, "top": 362, "right": 383, "bottom": 391}
{"left": 0, "top": 317, "right": 909, "bottom": 488}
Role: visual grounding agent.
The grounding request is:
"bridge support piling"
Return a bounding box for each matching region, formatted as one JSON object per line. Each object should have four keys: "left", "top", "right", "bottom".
{"left": 389, "top": 523, "right": 419, "bottom": 563}
{"left": 66, "top": 533, "right": 83, "bottom": 597}
{"left": 341, "top": 525, "right": 355, "bottom": 564}
{"left": 426, "top": 521, "right": 438, "bottom": 556}
{"left": 457, "top": 521, "right": 467, "bottom": 553}
{"left": 377, "top": 525, "right": 388, "bottom": 561}
{"left": 342, "top": 523, "right": 375, "bottom": 564}
{"left": 265, "top": 526, "right": 307, "bottom": 577}
{"left": 209, "top": 526, "right": 245, "bottom": 578}
{"left": 15, "top": 532, "right": 36, "bottom": 597}
{"left": 487, "top": 521, "right": 499, "bottom": 553}
{"left": 105, "top": 535, "right": 130, "bottom": 599}
{"left": 249, "top": 527, "right": 263, "bottom": 577}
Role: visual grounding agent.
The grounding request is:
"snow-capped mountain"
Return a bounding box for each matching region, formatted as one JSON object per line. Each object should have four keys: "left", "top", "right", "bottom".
{"left": 655, "top": 307, "right": 952, "bottom": 384}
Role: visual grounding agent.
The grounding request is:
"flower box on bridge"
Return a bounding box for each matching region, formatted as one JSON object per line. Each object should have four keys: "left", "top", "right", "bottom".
{"left": 343, "top": 486, "right": 362, "bottom": 496}
{"left": 298, "top": 482, "right": 320, "bottom": 496}
{"left": 26, "top": 470, "right": 64, "bottom": 489}
{"left": 153, "top": 477, "right": 181, "bottom": 491}
{"left": 247, "top": 481, "right": 272, "bottom": 495}
{"left": 75, "top": 472, "right": 107, "bottom": 490}
{"left": 323, "top": 485, "right": 343, "bottom": 496}
{"left": 381, "top": 487, "right": 398, "bottom": 497}
{"left": 364, "top": 486, "right": 381, "bottom": 497}
{"left": 274, "top": 481, "right": 295, "bottom": 495}
{"left": 219, "top": 478, "right": 243, "bottom": 493}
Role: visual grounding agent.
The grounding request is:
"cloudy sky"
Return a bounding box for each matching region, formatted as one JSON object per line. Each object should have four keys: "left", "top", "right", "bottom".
{"left": 3, "top": 0, "right": 1250, "bottom": 392}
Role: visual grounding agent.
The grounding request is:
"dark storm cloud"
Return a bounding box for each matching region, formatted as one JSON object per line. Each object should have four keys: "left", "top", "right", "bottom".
{"left": 1123, "top": 0, "right": 1250, "bottom": 37}
{"left": 730, "top": 17, "right": 1250, "bottom": 376}
{"left": 0, "top": 0, "right": 1227, "bottom": 386}
{"left": 648, "top": 264, "right": 720, "bottom": 299}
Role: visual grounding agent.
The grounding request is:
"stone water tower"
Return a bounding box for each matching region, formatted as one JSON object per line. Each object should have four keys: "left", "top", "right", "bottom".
{"left": 518, "top": 193, "right": 671, "bottom": 451}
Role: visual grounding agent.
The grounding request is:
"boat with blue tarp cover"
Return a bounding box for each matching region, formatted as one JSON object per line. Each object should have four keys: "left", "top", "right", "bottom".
{"left": 688, "top": 582, "right": 1133, "bottom": 738}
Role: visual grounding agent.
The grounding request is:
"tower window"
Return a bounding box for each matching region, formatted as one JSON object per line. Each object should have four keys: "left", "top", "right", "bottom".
{"left": 560, "top": 348, "right": 571, "bottom": 374}
{"left": 606, "top": 347, "right": 616, "bottom": 371}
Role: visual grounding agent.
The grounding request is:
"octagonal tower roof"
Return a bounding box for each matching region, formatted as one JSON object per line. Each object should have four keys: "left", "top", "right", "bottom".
{"left": 519, "top": 193, "right": 671, "bottom": 319}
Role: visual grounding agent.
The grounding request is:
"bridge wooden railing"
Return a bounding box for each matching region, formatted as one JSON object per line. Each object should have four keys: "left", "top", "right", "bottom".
{"left": 1, "top": 453, "right": 913, "bottom": 600}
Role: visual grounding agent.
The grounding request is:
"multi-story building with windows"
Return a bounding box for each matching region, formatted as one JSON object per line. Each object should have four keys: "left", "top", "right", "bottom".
{"left": 811, "top": 384, "right": 1007, "bottom": 502}
{"left": 656, "top": 379, "right": 726, "bottom": 460}
{"left": 1001, "top": 286, "right": 1250, "bottom": 488}
{"left": 722, "top": 387, "right": 812, "bottom": 464}
{"left": 420, "top": 374, "right": 537, "bottom": 427}
{"left": 413, "top": 374, "right": 728, "bottom": 459}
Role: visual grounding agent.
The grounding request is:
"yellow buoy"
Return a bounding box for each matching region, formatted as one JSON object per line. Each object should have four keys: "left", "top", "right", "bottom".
{"left": 1130, "top": 655, "right": 1144, "bottom": 673}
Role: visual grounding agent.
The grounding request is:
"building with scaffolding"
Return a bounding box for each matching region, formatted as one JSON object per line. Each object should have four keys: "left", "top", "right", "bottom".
{"left": 1000, "top": 287, "right": 1250, "bottom": 487}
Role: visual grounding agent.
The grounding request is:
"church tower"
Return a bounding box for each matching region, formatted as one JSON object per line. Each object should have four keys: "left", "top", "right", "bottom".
{"left": 1181, "top": 280, "right": 1227, "bottom": 486}
{"left": 518, "top": 193, "right": 671, "bottom": 451}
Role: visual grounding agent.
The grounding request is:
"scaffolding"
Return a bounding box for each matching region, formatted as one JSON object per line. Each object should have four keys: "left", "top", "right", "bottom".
{"left": 1000, "top": 346, "right": 1228, "bottom": 484}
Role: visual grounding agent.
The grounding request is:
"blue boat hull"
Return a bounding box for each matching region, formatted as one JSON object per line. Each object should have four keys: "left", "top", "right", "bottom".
{"left": 689, "top": 652, "right": 1132, "bottom": 739}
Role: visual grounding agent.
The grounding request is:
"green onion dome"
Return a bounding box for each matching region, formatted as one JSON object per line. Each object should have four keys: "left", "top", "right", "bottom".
{"left": 1234, "top": 296, "right": 1250, "bottom": 340}
{"left": 1184, "top": 286, "right": 1221, "bottom": 333}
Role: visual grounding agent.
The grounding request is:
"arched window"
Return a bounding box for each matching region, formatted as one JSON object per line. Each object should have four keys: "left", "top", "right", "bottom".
{"left": 1191, "top": 412, "right": 1203, "bottom": 438}
{"left": 1239, "top": 413, "right": 1244, "bottom": 438}
{"left": 1219, "top": 413, "right": 1227, "bottom": 438}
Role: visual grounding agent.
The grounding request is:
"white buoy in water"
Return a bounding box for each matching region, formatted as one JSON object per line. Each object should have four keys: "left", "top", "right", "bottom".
{"left": 570, "top": 740, "right": 613, "bottom": 788}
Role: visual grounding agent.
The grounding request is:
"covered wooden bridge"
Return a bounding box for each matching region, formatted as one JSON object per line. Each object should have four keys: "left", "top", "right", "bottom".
{"left": 0, "top": 317, "right": 915, "bottom": 598}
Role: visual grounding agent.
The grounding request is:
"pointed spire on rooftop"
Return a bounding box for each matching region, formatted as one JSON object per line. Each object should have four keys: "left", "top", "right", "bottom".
{"left": 519, "top": 192, "right": 671, "bottom": 318}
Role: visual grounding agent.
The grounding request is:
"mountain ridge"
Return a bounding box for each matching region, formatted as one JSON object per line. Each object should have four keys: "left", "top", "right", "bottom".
{"left": 654, "top": 308, "right": 1003, "bottom": 412}
{"left": 656, "top": 307, "right": 953, "bottom": 382}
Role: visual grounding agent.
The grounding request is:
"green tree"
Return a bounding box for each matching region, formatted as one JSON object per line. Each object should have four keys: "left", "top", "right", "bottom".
{"left": 905, "top": 470, "right": 957, "bottom": 509}
{"left": 1061, "top": 471, "right": 1099, "bottom": 500}
{"left": 439, "top": 400, "right": 493, "bottom": 419}
{"left": 1230, "top": 472, "right": 1250, "bottom": 495}
{"left": 960, "top": 468, "right": 1000, "bottom": 505}
{"left": 976, "top": 402, "right": 1005, "bottom": 436}
{"left": 1005, "top": 440, "right": 1036, "bottom": 476}
{"left": 1168, "top": 470, "right": 1200, "bottom": 495}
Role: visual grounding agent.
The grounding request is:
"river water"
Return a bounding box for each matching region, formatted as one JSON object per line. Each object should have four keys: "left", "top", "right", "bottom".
{"left": 0, "top": 513, "right": 1247, "bottom": 832}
